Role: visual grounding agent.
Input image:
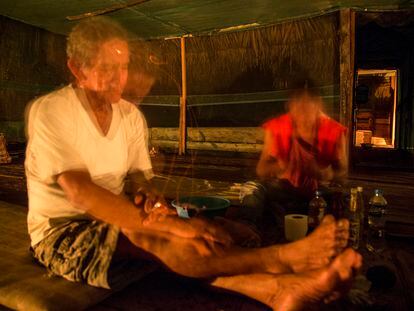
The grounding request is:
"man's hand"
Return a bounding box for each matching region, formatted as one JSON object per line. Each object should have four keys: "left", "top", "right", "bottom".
{"left": 257, "top": 155, "right": 287, "bottom": 181}
{"left": 134, "top": 186, "right": 233, "bottom": 248}
{"left": 142, "top": 215, "right": 234, "bottom": 247}
{"left": 187, "top": 217, "right": 234, "bottom": 246}
{"left": 134, "top": 186, "right": 176, "bottom": 218}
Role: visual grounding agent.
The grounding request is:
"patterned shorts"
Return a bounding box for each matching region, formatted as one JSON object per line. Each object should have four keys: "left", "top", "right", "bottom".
{"left": 32, "top": 220, "right": 158, "bottom": 290}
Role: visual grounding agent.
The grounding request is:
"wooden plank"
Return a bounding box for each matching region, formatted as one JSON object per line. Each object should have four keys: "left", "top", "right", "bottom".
{"left": 150, "top": 127, "right": 264, "bottom": 144}
{"left": 188, "top": 127, "right": 263, "bottom": 144}
{"left": 187, "top": 141, "right": 262, "bottom": 153}
{"left": 151, "top": 139, "right": 262, "bottom": 153}
{"left": 151, "top": 139, "right": 179, "bottom": 150}
{"left": 151, "top": 128, "right": 179, "bottom": 141}
{"left": 150, "top": 126, "right": 264, "bottom": 152}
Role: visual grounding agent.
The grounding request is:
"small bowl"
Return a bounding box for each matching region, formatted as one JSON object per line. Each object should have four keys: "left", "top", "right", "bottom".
{"left": 171, "top": 196, "right": 230, "bottom": 218}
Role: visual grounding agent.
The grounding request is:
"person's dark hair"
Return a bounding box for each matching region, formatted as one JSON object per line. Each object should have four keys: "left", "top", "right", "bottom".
{"left": 289, "top": 75, "right": 320, "bottom": 98}
{"left": 67, "top": 16, "right": 130, "bottom": 67}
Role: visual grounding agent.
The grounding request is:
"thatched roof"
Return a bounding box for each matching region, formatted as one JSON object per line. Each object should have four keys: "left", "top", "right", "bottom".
{"left": 129, "top": 13, "right": 339, "bottom": 96}
{"left": 1, "top": 0, "right": 412, "bottom": 39}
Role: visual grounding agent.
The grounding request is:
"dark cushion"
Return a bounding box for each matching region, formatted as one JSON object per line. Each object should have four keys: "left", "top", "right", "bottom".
{"left": 0, "top": 201, "right": 149, "bottom": 311}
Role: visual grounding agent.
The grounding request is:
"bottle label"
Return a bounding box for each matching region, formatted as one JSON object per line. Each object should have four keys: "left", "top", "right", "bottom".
{"left": 318, "top": 208, "right": 324, "bottom": 222}
{"left": 349, "top": 221, "right": 360, "bottom": 249}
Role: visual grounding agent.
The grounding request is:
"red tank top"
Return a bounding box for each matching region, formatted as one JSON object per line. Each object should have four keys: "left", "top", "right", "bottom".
{"left": 262, "top": 113, "right": 346, "bottom": 191}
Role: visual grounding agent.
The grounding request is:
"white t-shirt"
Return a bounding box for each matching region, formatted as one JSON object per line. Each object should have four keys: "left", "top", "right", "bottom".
{"left": 25, "top": 85, "right": 152, "bottom": 246}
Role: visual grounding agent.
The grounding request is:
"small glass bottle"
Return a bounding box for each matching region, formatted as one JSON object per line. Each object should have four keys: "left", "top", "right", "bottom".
{"left": 356, "top": 186, "right": 365, "bottom": 242}
{"left": 366, "top": 189, "right": 387, "bottom": 253}
{"left": 308, "top": 190, "right": 327, "bottom": 234}
{"left": 347, "top": 188, "right": 361, "bottom": 249}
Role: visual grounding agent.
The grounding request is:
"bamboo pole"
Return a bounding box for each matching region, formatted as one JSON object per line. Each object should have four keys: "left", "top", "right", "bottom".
{"left": 179, "top": 37, "right": 187, "bottom": 155}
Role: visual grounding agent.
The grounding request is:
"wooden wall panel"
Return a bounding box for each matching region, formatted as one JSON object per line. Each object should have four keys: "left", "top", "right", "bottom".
{"left": 150, "top": 127, "right": 263, "bottom": 153}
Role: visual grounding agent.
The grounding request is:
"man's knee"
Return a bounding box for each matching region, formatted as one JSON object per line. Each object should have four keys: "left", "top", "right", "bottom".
{"left": 240, "top": 181, "right": 266, "bottom": 205}
{"left": 237, "top": 181, "right": 267, "bottom": 226}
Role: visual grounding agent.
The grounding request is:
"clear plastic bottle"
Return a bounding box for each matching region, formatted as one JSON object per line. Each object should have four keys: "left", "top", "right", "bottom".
{"left": 347, "top": 188, "right": 361, "bottom": 249}
{"left": 308, "top": 190, "right": 327, "bottom": 234}
{"left": 366, "top": 189, "right": 387, "bottom": 253}
{"left": 356, "top": 186, "right": 365, "bottom": 242}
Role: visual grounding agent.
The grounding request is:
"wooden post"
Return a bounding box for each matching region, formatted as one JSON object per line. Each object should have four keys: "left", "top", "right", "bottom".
{"left": 339, "top": 9, "right": 355, "bottom": 164}
{"left": 179, "top": 37, "right": 187, "bottom": 155}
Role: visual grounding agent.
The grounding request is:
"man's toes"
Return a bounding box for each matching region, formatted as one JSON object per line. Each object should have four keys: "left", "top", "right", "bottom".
{"left": 337, "top": 219, "right": 349, "bottom": 229}
{"left": 315, "top": 255, "right": 331, "bottom": 267}
{"left": 336, "top": 237, "right": 349, "bottom": 249}
{"left": 321, "top": 214, "right": 335, "bottom": 225}
{"left": 332, "top": 249, "right": 360, "bottom": 280}
{"left": 352, "top": 252, "right": 363, "bottom": 270}
{"left": 338, "top": 229, "right": 350, "bottom": 240}
{"left": 323, "top": 291, "right": 341, "bottom": 303}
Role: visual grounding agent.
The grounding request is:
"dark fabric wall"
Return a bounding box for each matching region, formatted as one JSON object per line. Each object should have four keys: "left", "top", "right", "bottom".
{"left": 0, "top": 16, "right": 68, "bottom": 141}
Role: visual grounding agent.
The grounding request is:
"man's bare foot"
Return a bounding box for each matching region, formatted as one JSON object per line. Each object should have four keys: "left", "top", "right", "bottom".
{"left": 275, "top": 215, "right": 349, "bottom": 273}
{"left": 270, "top": 248, "right": 362, "bottom": 311}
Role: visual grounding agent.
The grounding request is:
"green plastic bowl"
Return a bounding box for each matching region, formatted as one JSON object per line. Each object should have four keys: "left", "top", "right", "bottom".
{"left": 172, "top": 196, "right": 230, "bottom": 218}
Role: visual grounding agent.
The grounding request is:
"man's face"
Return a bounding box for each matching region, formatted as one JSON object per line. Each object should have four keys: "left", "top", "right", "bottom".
{"left": 125, "top": 71, "right": 155, "bottom": 102}
{"left": 289, "top": 93, "right": 320, "bottom": 128}
{"left": 80, "top": 38, "right": 130, "bottom": 103}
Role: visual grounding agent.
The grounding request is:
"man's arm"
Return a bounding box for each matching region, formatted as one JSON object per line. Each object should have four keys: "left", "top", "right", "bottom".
{"left": 58, "top": 170, "right": 147, "bottom": 230}
{"left": 316, "top": 132, "right": 348, "bottom": 185}
{"left": 330, "top": 132, "right": 348, "bottom": 184}
{"left": 126, "top": 170, "right": 156, "bottom": 202}
{"left": 128, "top": 171, "right": 174, "bottom": 214}
{"left": 57, "top": 170, "right": 232, "bottom": 245}
{"left": 256, "top": 129, "right": 286, "bottom": 181}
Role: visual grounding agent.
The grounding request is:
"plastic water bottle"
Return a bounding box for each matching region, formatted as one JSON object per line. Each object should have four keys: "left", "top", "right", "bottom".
{"left": 347, "top": 188, "right": 361, "bottom": 249}
{"left": 366, "top": 189, "right": 387, "bottom": 253}
{"left": 307, "top": 190, "right": 327, "bottom": 234}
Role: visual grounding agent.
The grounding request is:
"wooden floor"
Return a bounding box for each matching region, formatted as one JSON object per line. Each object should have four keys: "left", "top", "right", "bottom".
{"left": 0, "top": 200, "right": 268, "bottom": 311}
{"left": 151, "top": 153, "right": 414, "bottom": 237}
{"left": 0, "top": 154, "right": 414, "bottom": 310}
{"left": 1, "top": 199, "right": 413, "bottom": 311}
{"left": 1, "top": 152, "right": 414, "bottom": 236}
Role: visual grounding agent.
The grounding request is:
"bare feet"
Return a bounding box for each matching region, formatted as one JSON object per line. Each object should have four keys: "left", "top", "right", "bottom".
{"left": 276, "top": 215, "right": 349, "bottom": 273}
{"left": 270, "top": 248, "right": 362, "bottom": 311}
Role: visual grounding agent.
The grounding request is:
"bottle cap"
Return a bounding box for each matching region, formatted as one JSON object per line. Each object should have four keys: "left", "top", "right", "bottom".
{"left": 350, "top": 188, "right": 357, "bottom": 194}
{"left": 357, "top": 186, "right": 363, "bottom": 192}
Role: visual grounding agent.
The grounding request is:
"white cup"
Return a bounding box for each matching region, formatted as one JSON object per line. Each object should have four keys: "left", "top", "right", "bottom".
{"left": 284, "top": 214, "right": 308, "bottom": 241}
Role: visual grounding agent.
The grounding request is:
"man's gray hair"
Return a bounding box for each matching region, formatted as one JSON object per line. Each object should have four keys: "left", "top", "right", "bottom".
{"left": 67, "top": 16, "right": 130, "bottom": 67}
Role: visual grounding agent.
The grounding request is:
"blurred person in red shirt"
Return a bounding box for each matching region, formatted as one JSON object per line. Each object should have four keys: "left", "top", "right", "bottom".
{"left": 240, "top": 78, "right": 348, "bottom": 228}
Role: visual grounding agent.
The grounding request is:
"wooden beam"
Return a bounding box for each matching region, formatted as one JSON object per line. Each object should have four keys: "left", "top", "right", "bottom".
{"left": 179, "top": 37, "right": 187, "bottom": 155}
{"left": 151, "top": 140, "right": 262, "bottom": 153}
{"left": 151, "top": 127, "right": 264, "bottom": 144}
{"left": 149, "top": 127, "right": 265, "bottom": 153}
{"left": 339, "top": 9, "right": 356, "bottom": 164}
